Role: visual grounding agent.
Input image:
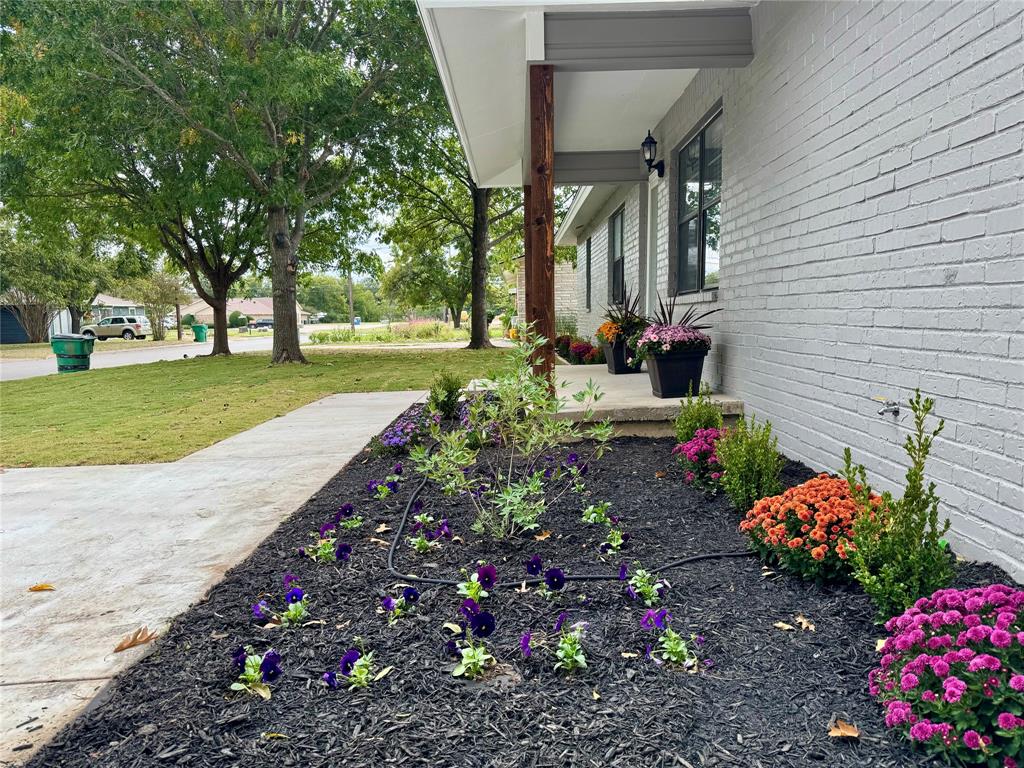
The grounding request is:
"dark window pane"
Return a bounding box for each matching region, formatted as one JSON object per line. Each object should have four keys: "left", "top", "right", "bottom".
{"left": 585, "top": 239, "right": 592, "bottom": 309}
{"left": 680, "top": 138, "right": 700, "bottom": 219}
{"left": 677, "top": 218, "right": 699, "bottom": 293}
{"left": 702, "top": 115, "right": 722, "bottom": 204}
{"left": 703, "top": 201, "right": 721, "bottom": 288}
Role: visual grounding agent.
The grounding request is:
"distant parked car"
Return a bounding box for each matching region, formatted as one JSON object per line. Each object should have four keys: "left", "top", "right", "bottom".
{"left": 81, "top": 315, "right": 151, "bottom": 340}
{"left": 250, "top": 318, "right": 274, "bottom": 329}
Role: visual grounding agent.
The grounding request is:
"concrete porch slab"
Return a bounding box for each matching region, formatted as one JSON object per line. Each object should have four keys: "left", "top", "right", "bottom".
{"left": 553, "top": 364, "right": 743, "bottom": 434}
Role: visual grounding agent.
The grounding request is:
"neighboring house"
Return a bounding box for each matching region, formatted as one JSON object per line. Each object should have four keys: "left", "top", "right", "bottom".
{"left": 0, "top": 306, "right": 72, "bottom": 344}
{"left": 90, "top": 293, "right": 147, "bottom": 321}
{"left": 512, "top": 257, "right": 577, "bottom": 326}
{"left": 419, "top": 0, "right": 1024, "bottom": 579}
{"left": 179, "top": 297, "right": 312, "bottom": 325}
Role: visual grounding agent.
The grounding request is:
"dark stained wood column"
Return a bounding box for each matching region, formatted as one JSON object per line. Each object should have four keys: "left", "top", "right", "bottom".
{"left": 526, "top": 64, "right": 555, "bottom": 377}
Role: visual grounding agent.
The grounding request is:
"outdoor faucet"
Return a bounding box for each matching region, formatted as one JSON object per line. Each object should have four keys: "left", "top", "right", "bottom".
{"left": 876, "top": 399, "right": 900, "bottom": 417}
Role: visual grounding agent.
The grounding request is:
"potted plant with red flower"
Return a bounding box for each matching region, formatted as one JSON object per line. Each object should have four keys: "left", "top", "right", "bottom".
{"left": 629, "top": 296, "right": 721, "bottom": 398}
{"left": 596, "top": 290, "right": 647, "bottom": 374}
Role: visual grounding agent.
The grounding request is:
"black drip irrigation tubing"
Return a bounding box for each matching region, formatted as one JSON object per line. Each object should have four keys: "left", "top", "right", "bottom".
{"left": 386, "top": 452, "right": 755, "bottom": 589}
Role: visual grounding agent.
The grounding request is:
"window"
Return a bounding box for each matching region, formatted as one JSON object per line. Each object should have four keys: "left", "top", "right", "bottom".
{"left": 608, "top": 207, "right": 624, "bottom": 305}
{"left": 676, "top": 111, "right": 722, "bottom": 293}
{"left": 585, "top": 238, "right": 592, "bottom": 310}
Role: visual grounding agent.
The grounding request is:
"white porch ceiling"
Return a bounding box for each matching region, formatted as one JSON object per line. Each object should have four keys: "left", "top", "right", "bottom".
{"left": 418, "top": 0, "right": 753, "bottom": 188}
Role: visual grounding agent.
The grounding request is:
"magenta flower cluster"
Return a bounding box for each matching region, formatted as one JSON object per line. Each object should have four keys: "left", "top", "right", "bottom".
{"left": 869, "top": 584, "right": 1024, "bottom": 766}
{"left": 671, "top": 427, "right": 723, "bottom": 489}
{"left": 632, "top": 323, "right": 711, "bottom": 360}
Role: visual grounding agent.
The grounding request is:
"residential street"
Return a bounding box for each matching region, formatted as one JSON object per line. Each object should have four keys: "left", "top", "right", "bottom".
{"left": 0, "top": 333, "right": 280, "bottom": 382}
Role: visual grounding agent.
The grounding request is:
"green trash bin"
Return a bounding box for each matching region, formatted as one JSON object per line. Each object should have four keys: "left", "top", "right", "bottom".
{"left": 191, "top": 324, "right": 209, "bottom": 342}
{"left": 50, "top": 333, "right": 96, "bottom": 373}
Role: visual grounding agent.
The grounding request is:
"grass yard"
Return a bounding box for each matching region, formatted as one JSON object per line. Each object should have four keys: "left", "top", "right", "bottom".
{"left": 0, "top": 347, "right": 507, "bottom": 467}
{"left": 0, "top": 329, "right": 258, "bottom": 360}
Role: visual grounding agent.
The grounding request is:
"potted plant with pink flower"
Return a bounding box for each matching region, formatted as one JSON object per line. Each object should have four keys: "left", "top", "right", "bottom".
{"left": 629, "top": 296, "right": 721, "bottom": 398}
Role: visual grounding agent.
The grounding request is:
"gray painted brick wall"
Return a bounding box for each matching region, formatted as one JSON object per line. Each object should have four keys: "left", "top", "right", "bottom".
{"left": 573, "top": 0, "right": 1024, "bottom": 579}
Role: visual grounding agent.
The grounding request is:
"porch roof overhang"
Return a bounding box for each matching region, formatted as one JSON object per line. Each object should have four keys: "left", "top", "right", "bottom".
{"left": 417, "top": 0, "right": 754, "bottom": 189}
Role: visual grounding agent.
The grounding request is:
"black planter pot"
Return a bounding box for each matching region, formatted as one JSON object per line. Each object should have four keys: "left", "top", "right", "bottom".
{"left": 646, "top": 349, "right": 708, "bottom": 398}
{"left": 601, "top": 339, "right": 643, "bottom": 374}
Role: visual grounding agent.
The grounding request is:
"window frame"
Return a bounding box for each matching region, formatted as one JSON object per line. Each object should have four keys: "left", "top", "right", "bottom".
{"left": 585, "top": 237, "right": 592, "bottom": 310}
{"left": 668, "top": 102, "right": 724, "bottom": 296}
{"left": 607, "top": 206, "right": 625, "bottom": 306}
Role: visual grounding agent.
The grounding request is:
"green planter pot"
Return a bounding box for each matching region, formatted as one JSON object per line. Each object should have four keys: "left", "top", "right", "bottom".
{"left": 50, "top": 333, "right": 95, "bottom": 374}
{"left": 646, "top": 349, "right": 708, "bottom": 398}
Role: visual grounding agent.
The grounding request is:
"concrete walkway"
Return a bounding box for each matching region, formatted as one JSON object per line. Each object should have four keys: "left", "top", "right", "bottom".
{"left": 0, "top": 390, "right": 422, "bottom": 764}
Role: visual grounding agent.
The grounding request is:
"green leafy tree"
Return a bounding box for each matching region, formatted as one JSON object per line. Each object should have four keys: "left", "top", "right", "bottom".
{"left": 380, "top": 242, "right": 472, "bottom": 328}
{"left": 122, "top": 271, "right": 190, "bottom": 341}
{"left": 33, "top": 0, "right": 436, "bottom": 363}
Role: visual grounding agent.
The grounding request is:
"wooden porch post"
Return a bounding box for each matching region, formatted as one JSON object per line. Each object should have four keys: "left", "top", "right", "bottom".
{"left": 526, "top": 63, "right": 555, "bottom": 377}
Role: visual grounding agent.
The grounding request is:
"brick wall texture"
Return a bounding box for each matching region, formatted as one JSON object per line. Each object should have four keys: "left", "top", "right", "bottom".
{"left": 573, "top": 1, "right": 1024, "bottom": 578}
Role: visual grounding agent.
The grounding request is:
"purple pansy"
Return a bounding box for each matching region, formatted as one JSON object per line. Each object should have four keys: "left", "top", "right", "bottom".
{"left": 544, "top": 568, "right": 566, "bottom": 591}
{"left": 461, "top": 598, "right": 481, "bottom": 619}
{"left": 335, "top": 542, "right": 352, "bottom": 561}
{"left": 339, "top": 648, "right": 361, "bottom": 677}
{"left": 525, "top": 555, "right": 543, "bottom": 576}
{"left": 402, "top": 586, "right": 420, "bottom": 604}
{"left": 554, "top": 612, "right": 569, "bottom": 632}
{"left": 259, "top": 650, "right": 282, "bottom": 682}
{"left": 640, "top": 608, "right": 671, "bottom": 631}
{"left": 381, "top": 595, "right": 397, "bottom": 612}
{"left": 520, "top": 631, "right": 533, "bottom": 658}
{"left": 322, "top": 671, "right": 339, "bottom": 689}
{"left": 285, "top": 587, "right": 304, "bottom": 604}
{"left": 231, "top": 645, "right": 248, "bottom": 671}
{"left": 470, "top": 611, "right": 496, "bottom": 638}
{"left": 319, "top": 521, "right": 336, "bottom": 537}
{"left": 618, "top": 563, "right": 628, "bottom": 580}
{"left": 477, "top": 563, "right": 498, "bottom": 590}
{"left": 252, "top": 600, "right": 270, "bottom": 620}
{"left": 282, "top": 572, "right": 298, "bottom": 588}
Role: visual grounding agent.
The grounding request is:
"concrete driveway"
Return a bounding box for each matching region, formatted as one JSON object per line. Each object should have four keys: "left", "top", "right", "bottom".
{"left": 0, "top": 389, "right": 423, "bottom": 764}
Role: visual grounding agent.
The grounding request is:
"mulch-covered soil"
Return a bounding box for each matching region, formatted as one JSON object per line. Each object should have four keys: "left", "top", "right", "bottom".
{"left": 26, "top": 422, "right": 1015, "bottom": 768}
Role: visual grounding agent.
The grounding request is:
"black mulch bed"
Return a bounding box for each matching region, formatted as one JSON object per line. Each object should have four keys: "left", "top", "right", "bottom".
{"left": 27, "top": 422, "right": 1017, "bottom": 768}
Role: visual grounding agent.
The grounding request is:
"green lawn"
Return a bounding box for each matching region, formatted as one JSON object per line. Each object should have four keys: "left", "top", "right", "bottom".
{"left": 0, "top": 348, "right": 507, "bottom": 467}
{"left": 0, "top": 328, "right": 255, "bottom": 360}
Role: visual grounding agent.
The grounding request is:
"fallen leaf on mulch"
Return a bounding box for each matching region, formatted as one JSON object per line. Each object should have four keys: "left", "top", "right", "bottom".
{"left": 828, "top": 719, "right": 860, "bottom": 739}
{"left": 795, "top": 614, "right": 816, "bottom": 632}
{"left": 28, "top": 583, "right": 55, "bottom": 592}
{"left": 516, "top": 581, "right": 529, "bottom": 593}
{"left": 620, "top": 651, "right": 639, "bottom": 658}
{"left": 655, "top": 470, "right": 667, "bottom": 479}
{"left": 591, "top": 689, "right": 601, "bottom": 700}
{"left": 375, "top": 523, "right": 392, "bottom": 534}
{"left": 261, "top": 732, "right": 288, "bottom": 740}
{"left": 875, "top": 638, "right": 886, "bottom": 652}
{"left": 210, "top": 631, "right": 228, "bottom": 640}
{"left": 368, "top": 537, "right": 390, "bottom": 547}
{"left": 773, "top": 621, "right": 796, "bottom": 632}
{"left": 443, "top": 622, "right": 463, "bottom": 634}
{"left": 374, "top": 666, "right": 394, "bottom": 681}
{"left": 452, "top": 535, "right": 465, "bottom": 544}
{"left": 113, "top": 626, "right": 158, "bottom": 653}
{"left": 534, "top": 530, "right": 552, "bottom": 541}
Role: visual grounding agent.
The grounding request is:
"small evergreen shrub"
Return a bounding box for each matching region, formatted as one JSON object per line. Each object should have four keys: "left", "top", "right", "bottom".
{"left": 716, "top": 415, "right": 784, "bottom": 513}
{"left": 427, "top": 370, "right": 463, "bottom": 419}
{"left": 869, "top": 584, "right": 1024, "bottom": 766}
{"left": 843, "top": 390, "right": 954, "bottom": 620}
{"left": 674, "top": 383, "right": 723, "bottom": 443}
{"left": 181, "top": 313, "right": 196, "bottom": 327}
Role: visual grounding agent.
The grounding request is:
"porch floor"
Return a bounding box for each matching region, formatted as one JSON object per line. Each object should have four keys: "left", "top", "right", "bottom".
{"left": 554, "top": 363, "right": 744, "bottom": 435}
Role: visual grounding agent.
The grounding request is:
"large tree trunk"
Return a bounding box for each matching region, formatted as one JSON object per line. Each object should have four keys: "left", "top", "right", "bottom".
{"left": 268, "top": 205, "right": 306, "bottom": 364}
{"left": 175, "top": 303, "right": 183, "bottom": 340}
{"left": 468, "top": 186, "right": 494, "bottom": 349}
{"left": 210, "top": 296, "right": 230, "bottom": 355}
{"left": 68, "top": 305, "right": 84, "bottom": 334}
{"left": 347, "top": 268, "right": 355, "bottom": 331}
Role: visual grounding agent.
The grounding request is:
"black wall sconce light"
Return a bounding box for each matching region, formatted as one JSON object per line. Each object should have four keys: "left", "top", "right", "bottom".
{"left": 641, "top": 130, "right": 664, "bottom": 177}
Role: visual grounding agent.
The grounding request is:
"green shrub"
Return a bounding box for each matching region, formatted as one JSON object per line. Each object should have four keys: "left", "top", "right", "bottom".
{"left": 228, "top": 310, "right": 248, "bottom": 328}
{"left": 181, "top": 313, "right": 195, "bottom": 327}
{"left": 716, "top": 415, "right": 783, "bottom": 513}
{"left": 554, "top": 314, "right": 578, "bottom": 339}
{"left": 427, "top": 370, "right": 463, "bottom": 419}
{"left": 843, "top": 390, "right": 953, "bottom": 620}
{"left": 674, "top": 383, "right": 722, "bottom": 443}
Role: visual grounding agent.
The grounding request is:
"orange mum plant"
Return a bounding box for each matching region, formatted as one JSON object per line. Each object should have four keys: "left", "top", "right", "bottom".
{"left": 595, "top": 321, "right": 621, "bottom": 344}
{"left": 739, "top": 475, "right": 881, "bottom": 582}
